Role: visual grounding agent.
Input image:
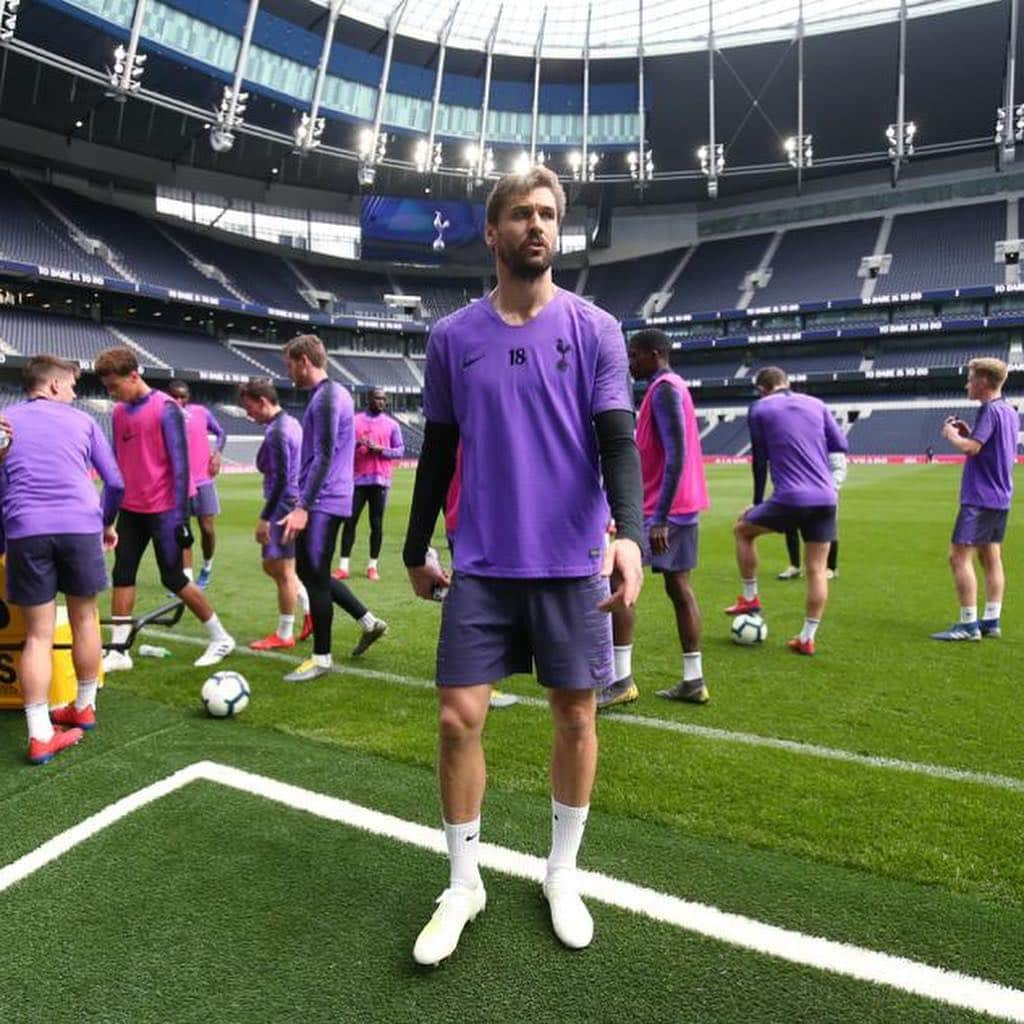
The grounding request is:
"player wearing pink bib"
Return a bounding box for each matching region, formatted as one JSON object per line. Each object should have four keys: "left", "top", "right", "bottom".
{"left": 602, "top": 329, "right": 711, "bottom": 710}
{"left": 95, "top": 348, "right": 235, "bottom": 671}
{"left": 169, "top": 380, "right": 225, "bottom": 589}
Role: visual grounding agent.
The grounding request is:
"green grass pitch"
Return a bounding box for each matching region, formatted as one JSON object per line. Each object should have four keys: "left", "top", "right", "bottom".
{"left": 0, "top": 464, "right": 1021, "bottom": 1023}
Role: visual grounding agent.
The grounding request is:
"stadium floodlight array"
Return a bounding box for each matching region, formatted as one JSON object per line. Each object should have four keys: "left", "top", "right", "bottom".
{"left": 463, "top": 144, "right": 495, "bottom": 187}
{"left": 356, "top": 127, "right": 389, "bottom": 187}
{"left": 567, "top": 150, "right": 600, "bottom": 182}
{"left": 697, "top": 143, "right": 724, "bottom": 198}
{"left": 106, "top": 43, "right": 147, "bottom": 98}
{"left": 413, "top": 139, "right": 442, "bottom": 175}
{"left": 886, "top": 121, "right": 916, "bottom": 160}
{"left": 209, "top": 85, "right": 249, "bottom": 153}
{"left": 784, "top": 134, "right": 813, "bottom": 169}
{"left": 513, "top": 150, "right": 547, "bottom": 175}
{"left": 0, "top": 0, "right": 19, "bottom": 42}
{"left": 627, "top": 146, "right": 654, "bottom": 185}
{"left": 994, "top": 105, "right": 1024, "bottom": 146}
{"left": 294, "top": 112, "right": 326, "bottom": 153}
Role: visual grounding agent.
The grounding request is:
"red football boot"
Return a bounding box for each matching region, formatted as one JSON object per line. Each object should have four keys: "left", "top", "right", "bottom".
{"left": 28, "top": 727, "right": 85, "bottom": 765}
{"left": 725, "top": 595, "right": 763, "bottom": 615}
{"left": 250, "top": 633, "right": 296, "bottom": 651}
{"left": 50, "top": 704, "right": 97, "bottom": 731}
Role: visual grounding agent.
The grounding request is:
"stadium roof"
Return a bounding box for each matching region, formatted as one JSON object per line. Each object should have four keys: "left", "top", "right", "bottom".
{"left": 334, "top": 0, "right": 998, "bottom": 59}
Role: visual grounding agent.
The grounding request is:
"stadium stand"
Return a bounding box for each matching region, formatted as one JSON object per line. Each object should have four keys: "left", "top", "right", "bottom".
{"left": 37, "top": 184, "right": 236, "bottom": 299}
{"left": 396, "top": 276, "right": 480, "bottom": 320}
{"left": 753, "top": 220, "right": 881, "bottom": 305}
{"left": 0, "top": 172, "right": 115, "bottom": 277}
{"left": 846, "top": 406, "right": 973, "bottom": 454}
{"left": 872, "top": 341, "right": 1010, "bottom": 369}
{"left": 296, "top": 262, "right": 392, "bottom": 315}
{"left": 660, "top": 235, "right": 773, "bottom": 314}
{"left": 231, "top": 343, "right": 291, "bottom": 378}
{"left": 675, "top": 357, "right": 743, "bottom": 380}
{"left": 119, "top": 325, "right": 274, "bottom": 376}
{"left": 750, "top": 350, "right": 865, "bottom": 374}
{"left": 333, "top": 354, "right": 420, "bottom": 389}
{"left": 700, "top": 416, "right": 750, "bottom": 454}
{"left": 586, "top": 248, "right": 685, "bottom": 319}
{"left": 0, "top": 307, "right": 117, "bottom": 362}
{"left": 880, "top": 203, "right": 1006, "bottom": 293}
{"left": 212, "top": 403, "right": 265, "bottom": 435}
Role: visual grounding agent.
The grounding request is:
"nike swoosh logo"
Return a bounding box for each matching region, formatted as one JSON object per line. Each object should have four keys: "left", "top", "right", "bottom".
{"left": 461, "top": 353, "right": 485, "bottom": 370}
{"left": 465, "top": 833, "right": 478, "bottom": 842}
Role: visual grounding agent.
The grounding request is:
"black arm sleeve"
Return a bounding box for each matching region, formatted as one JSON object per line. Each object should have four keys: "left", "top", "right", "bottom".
{"left": 594, "top": 409, "right": 644, "bottom": 548}
{"left": 403, "top": 421, "right": 460, "bottom": 567}
{"left": 752, "top": 439, "right": 768, "bottom": 505}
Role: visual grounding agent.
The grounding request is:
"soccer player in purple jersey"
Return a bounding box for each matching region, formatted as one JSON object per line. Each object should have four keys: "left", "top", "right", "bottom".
{"left": 0, "top": 356, "right": 123, "bottom": 763}
{"left": 600, "top": 329, "right": 710, "bottom": 710}
{"left": 277, "top": 335, "right": 387, "bottom": 682}
{"left": 168, "top": 380, "right": 226, "bottom": 589}
{"left": 403, "top": 166, "right": 644, "bottom": 964}
{"left": 238, "top": 378, "right": 312, "bottom": 650}
{"left": 335, "top": 387, "right": 405, "bottom": 582}
{"left": 729, "top": 367, "right": 848, "bottom": 655}
{"left": 95, "top": 348, "right": 236, "bottom": 670}
{"left": 931, "top": 358, "right": 1018, "bottom": 641}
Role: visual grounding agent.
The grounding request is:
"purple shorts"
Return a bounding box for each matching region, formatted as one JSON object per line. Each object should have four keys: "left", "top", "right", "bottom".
{"left": 952, "top": 505, "right": 1008, "bottom": 546}
{"left": 262, "top": 521, "right": 295, "bottom": 562}
{"left": 436, "top": 573, "right": 613, "bottom": 689}
{"left": 642, "top": 523, "right": 698, "bottom": 574}
{"left": 190, "top": 481, "right": 221, "bottom": 518}
{"left": 6, "top": 532, "right": 108, "bottom": 606}
{"left": 744, "top": 501, "right": 837, "bottom": 543}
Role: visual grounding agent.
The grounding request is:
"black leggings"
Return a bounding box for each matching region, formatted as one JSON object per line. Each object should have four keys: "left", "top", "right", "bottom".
{"left": 785, "top": 528, "right": 838, "bottom": 572}
{"left": 296, "top": 512, "right": 368, "bottom": 656}
{"left": 112, "top": 509, "right": 189, "bottom": 593}
{"left": 340, "top": 485, "right": 388, "bottom": 560}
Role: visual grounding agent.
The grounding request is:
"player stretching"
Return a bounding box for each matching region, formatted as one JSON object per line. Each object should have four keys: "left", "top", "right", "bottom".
{"left": 599, "top": 328, "right": 710, "bottom": 708}
{"left": 334, "top": 387, "right": 405, "bottom": 581}
{"left": 403, "top": 166, "right": 643, "bottom": 965}
{"left": 168, "top": 381, "right": 225, "bottom": 589}
{"left": 1, "top": 357, "right": 122, "bottom": 763}
{"left": 95, "top": 348, "right": 236, "bottom": 671}
{"left": 238, "top": 378, "right": 313, "bottom": 649}
{"left": 278, "top": 335, "right": 387, "bottom": 682}
{"left": 931, "top": 358, "right": 1017, "bottom": 641}
{"left": 728, "top": 367, "right": 848, "bottom": 655}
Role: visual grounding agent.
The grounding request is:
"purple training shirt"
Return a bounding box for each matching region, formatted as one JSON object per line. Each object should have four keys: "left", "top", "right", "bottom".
{"left": 961, "top": 398, "right": 1018, "bottom": 509}
{"left": 0, "top": 398, "right": 124, "bottom": 539}
{"left": 423, "top": 288, "right": 632, "bottom": 578}
{"left": 257, "top": 410, "right": 303, "bottom": 522}
{"left": 298, "top": 378, "right": 355, "bottom": 518}
{"left": 748, "top": 389, "right": 848, "bottom": 506}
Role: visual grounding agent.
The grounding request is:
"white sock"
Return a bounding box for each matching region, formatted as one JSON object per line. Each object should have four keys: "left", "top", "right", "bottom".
{"left": 277, "top": 614, "right": 294, "bottom": 640}
{"left": 203, "top": 559, "right": 214, "bottom": 572}
{"left": 184, "top": 566, "right": 194, "bottom": 581}
{"left": 800, "top": 618, "right": 820, "bottom": 642}
{"left": 203, "top": 613, "right": 230, "bottom": 642}
{"left": 296, "top": 584, "right": 310, "bottom": 614}
{"left": 547, "top": 799, "right": 589, "bottom": 878}
{"left": 742, "top": 578, "right": 758, "bottom": 601}
{"left": 25, "top": 701, "right": 54, "bottom": 743}
{"left": 613, "top": 644, "right": 632, "bottom": 681}
{"left": 75, "top": 679, "right": 98, "bottom": 712}
{"left": 960, "top": 606, "right": 978, "bottom": 624}
{"left": 111, "top": 621, "right": 131, "bottom": 647}
{"left": 358, "top": 611, "right": 378, "bottom": 630}
{"left": 444, "top": 817, "right": 482, "bottom": 890}
{"left": 368, "top": 558, "right": 379, "bottom": 571}
{"left": 683, "top": 652, "right": 702, "bottom": 681}
{"left": 984, "top": 602, "right": 1002, "bottom": 621}
{"left": 339, "top": 557, "right": 350, "bottom": 572}
{"left": 313, "top": 652, "right": 332, "bottom": 668}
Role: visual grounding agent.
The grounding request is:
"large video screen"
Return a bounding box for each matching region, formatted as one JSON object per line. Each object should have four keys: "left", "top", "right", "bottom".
{"left": 360, "top": 196, "right": 488, "bottom": 264}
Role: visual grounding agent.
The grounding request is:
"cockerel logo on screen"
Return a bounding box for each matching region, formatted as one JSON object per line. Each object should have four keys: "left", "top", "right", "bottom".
{"left": 432, "top": 210, "right": 451, "bottom": 252}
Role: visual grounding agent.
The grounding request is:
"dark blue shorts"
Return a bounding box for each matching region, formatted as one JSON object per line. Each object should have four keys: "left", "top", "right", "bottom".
{"left": 6, "top": 532, "right": 108, "bottom": 606}
{"left": 190, "top": 481, "right": 220, "bottom": 518}
{"left": 642, "top": 523, "right": 698, "bottom": 574}
{"left": 952, "top": 505, "right": 1009, "bottom": 546}
{"left": 262, "top": 521, "right": 295, "bottom": 562}
{"left": 744, "top": 501, "right": 837, "bottom": 543}
{"left": 436, "top": 573, "right": 613, "bottom": 690}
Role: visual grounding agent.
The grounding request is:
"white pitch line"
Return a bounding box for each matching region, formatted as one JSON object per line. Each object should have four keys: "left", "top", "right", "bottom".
{"left": 2, "top": 760, "right": 1023, "bottom": 1022}
{"left": 145, "top": 628, "right": 1024, "bottom": 795}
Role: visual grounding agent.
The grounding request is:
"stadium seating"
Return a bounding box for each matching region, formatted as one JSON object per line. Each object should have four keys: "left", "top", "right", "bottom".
{"left": 396, "top": 276, "right": 481, "bottom": 320}
{"left": 0, "top": 307, "right": 116, "bottom": 362}
{"left": 753, "top": 220, "right": 881, "bottom": 305}
{"left": 750, "top": 350, "right": 864, "bottom": 374}
{"left": 121, "top": 325, "right": 273, "bottom": 376}
{"left": 586, "top": 248, "right": 685, "bottom": 319}
{"left": 675, "top": 358, "right": 743, "bottom": 380}
{"left": 872, "top": 342, "right": 1010, "bottom": 369}
{"left": 38, "top": 185, "right": 236, "bottom": 298}
{"left": 212, "top": 404, "right": 265, "bottom": 435}
{"left": 0, "top": 172, "right": 114, "bottom": 277}
{"left": 333, "top": 355, "right": 420, "bottom": 389}
{"left": 660, "top": 235, "right": 773, "bottom": 315}
{"left": 700, "top": 416, "right": 750, "bottom": 454}
{"left": 880, "top": 203, "right": 1005, "bottom": 293}
{"left": 845, "top": 406, "right": 973, "bottom": 454}
{"left": 231, "top": 343, "right": 291, "bottom": 378}
{"left": 296, "top": 262, "right": 392, "bottom": 316}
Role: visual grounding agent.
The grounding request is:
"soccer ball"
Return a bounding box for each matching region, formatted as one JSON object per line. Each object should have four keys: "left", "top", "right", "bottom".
{"left": 731, "top": 614, "right": 767, "bottom": 646}
{"left": 201, "top": 671, "right": 250, "bottom": 718}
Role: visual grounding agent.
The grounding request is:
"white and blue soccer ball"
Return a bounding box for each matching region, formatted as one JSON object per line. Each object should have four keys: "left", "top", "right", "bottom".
{"left": 201, "top": 671, "right": 250, "bottom": 718}
{"left": 731, "top": 613, "right": 767, "bottom": 646}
